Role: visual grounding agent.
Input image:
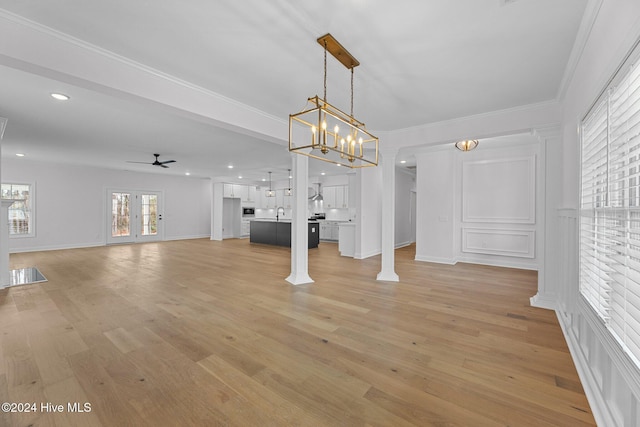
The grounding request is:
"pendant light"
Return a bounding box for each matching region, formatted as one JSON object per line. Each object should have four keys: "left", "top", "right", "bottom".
{"left": 266, "top": 171, "right": 275, "bottom": 197}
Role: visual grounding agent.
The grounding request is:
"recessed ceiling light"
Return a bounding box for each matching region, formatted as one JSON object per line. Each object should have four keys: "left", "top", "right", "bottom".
{"left": 288, "top": 175, "right": 292, "bottom": 179}
{"left": 51, "top": 93, "right": 70, "bottom": 101}
{"left": 336, "top": 164, "right": 341, "bottom": 167}
{"left": 238, "top": 176, "right": 243, "bottom": 179}
{"left": 262, "top": 178, "right": 266, "bottom": 182}
{"left": 321, "top": 172, "right": 326, "bottom": 175}
{"left": 185, "top": 172, "right": 191, "bottom": 176}
{"left": 228, "top": 165, "right": 234, "bottom": 169}
{"left": 400, "top": 160, "right": 407, "bottom": 164}
{"left": 15, "top": 153, "right": 25, "bottom": 157}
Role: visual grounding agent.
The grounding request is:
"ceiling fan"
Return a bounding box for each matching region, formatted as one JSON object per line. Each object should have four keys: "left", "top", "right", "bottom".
{"left": 127, "top": 153, "right": 176, "bottom": 168}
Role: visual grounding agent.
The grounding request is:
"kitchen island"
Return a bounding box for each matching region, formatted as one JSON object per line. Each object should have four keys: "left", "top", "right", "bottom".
{"left": 249, "top": 220, "right": 320, "bottom": 248}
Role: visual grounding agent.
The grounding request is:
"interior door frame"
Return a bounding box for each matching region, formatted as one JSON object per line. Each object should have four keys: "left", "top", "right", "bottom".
{"left": 106, "top": 188, "right": 164, "bottom": 244}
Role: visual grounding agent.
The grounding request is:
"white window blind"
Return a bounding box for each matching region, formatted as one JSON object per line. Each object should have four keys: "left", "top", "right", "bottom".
{"left": 580, "top": 58, "right": 640, "bottom": 366}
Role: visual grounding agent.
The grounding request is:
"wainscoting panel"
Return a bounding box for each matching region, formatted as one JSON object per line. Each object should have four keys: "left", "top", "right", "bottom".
{"left": 461, "top": 228, "right": 535, "bottom": 258}
{"left": 462, "top": 156, "right": 536, "bottom": 224}
{"left": 556, "top": 209, "right": 640, "bottom": 427}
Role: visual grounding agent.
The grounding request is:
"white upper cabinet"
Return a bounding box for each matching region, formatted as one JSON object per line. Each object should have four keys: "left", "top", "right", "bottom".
{"left": 223, "top": 184, "right": 256, "bottom": 203}
{"left": 247, "top": 186, "right": 256, "bottom": 202}
{"left": 323, "top": 185, "right": 349, "bottom": 209}
{"left": 223, "top": 183, "right": 235, "bottom": 198}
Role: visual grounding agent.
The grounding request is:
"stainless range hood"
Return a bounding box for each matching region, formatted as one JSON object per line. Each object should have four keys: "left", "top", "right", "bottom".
{"left": 309, "top": 183, "right": 323, "bottom": 202}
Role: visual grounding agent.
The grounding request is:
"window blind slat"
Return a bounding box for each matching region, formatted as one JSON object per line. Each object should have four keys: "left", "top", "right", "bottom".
{"left": 581, "top": 61, "right": 640, "bottom": 369}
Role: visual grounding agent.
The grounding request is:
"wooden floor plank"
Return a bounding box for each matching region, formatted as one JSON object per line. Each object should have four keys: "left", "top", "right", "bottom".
{"left": 0, "top": 238, "right": 596, "bottom": 426}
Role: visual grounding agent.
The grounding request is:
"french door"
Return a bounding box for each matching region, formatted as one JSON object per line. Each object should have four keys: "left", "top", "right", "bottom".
{"left": 107, "top": 189, "right": 163, "bottom": 244}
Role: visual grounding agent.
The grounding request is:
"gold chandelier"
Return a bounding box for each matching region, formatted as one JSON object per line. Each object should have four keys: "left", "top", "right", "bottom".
{"left": 455, "top": 139, "right": 479, "bottom": 151}
{"left": 289, "top": 34, "right": 378, "bottom": 168}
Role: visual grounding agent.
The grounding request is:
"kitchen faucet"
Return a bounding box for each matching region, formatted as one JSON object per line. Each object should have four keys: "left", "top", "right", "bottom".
{"left": 276, "top": 206, "right": 285, "bottom": 222}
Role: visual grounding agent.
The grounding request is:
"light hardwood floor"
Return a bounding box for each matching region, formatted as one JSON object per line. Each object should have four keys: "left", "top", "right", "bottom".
{"left": 0, "top": 239, "right": 594, "bottom": 426}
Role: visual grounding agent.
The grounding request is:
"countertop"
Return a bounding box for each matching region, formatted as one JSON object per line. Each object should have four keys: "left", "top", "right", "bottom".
{"left": 250, "top": 219, "right": 319, "bottom": 223}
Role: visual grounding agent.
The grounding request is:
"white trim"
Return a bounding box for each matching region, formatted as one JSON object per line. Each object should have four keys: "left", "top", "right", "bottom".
{"left": 461, "top": 228, "right": 535, "bottom": 258}
{"left": 163, "top": 234, "right": 211, "bottom": 242}
{"left": 529, "top": 293, "right": 557, "bottom": 310}
{"left": 394, "top": 241, "right": 412, "bottom": 249}
{"left": 556, "top": 0, "right": 605, "bottom": 102}
{"left": 9, "top": 241, "right": 105, "bottom": 253}
{"left": 390, "top": 99, "right": 559, "bottom": 137}
{"left": 8, "top": 235, "right": 212, "bottom": 253}
{"left": 355, "top": 248, "right": 382, "bottom": 260}
{"left": 0, "top": 9, "right": 285, "bottom": 128}
{"left": 557, "top": 307, "right": 617, "bottom": 427}
{"left": 462, "top": 156, "right": 536, "bottom": 224}
{"left": 3, "top": 181, "right": 36, "bottom": 239}
{"left": 578, "top": 297, "right": 640, "bottom": 408}
{"left": 414, "top": 255, "right": 457, "bottom": 265}
{"left": 455, "top": 256, "right": 538, "bottom": 271}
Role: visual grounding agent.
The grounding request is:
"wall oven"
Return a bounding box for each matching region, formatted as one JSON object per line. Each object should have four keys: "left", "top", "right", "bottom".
{"left": 242, "top": 207, "right": 255, "bottom": 217}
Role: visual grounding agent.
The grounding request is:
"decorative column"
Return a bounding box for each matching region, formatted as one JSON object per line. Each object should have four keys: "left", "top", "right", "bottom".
{"left": 211, "top": 181, "right": 224, "bottom": 241}
{"left": 377, "top": 148, "right": 399, "bottom": 282}
{"left": 286, "top": 152, "right": 313, "bottom": 285}
{"left": 530, "top": 125, "right": 562, "bottom": 310}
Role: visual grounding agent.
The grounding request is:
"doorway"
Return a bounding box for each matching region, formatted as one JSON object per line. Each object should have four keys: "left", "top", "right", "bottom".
{"left": 107, "top": 189, "right": 163, "bottom": 244}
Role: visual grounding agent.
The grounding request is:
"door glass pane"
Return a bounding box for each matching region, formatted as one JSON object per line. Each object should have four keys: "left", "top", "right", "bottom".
{"left": 2, "top": 184, "right": 31, "bottom": 235}
{"left": 141, "top": 194, "right": 158, "bottom": 236}
{"left": 111, "top": 193, "right": 130, "bottom": 237}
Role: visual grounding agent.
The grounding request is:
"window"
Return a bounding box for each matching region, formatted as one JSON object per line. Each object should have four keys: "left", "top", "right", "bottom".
{"left": 0, "top": 183, "right": 34, "bottom": 237}
{"left": 580, "top": 52, "right": 640, "bottom": 366}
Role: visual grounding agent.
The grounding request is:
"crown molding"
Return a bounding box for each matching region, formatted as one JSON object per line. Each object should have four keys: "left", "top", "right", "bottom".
{"left": 556, "top": 0, "right": 604, "bottom": 102}
{"left": 388, "top": 99, "right": 560, "bottom": 136}
{"left": 0, "top": 9, "right": 286, "bottom": 127}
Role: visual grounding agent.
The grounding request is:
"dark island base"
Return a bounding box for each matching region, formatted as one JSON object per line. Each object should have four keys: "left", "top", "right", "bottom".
{"left": 250, "top": 221, "right": 319, "bottom": 248}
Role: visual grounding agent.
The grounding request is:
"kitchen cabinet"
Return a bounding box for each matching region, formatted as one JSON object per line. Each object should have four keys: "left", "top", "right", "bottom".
{"left": 323, "top": 185, "right": 349, "bottom": 208}
{"left": 241, "top": 219, "right": 251, "bottom": 237}
{"left": 234, "top": 184, "right": 248, "bottom": 201}
{"left": 320, "top": 221, "right": 340, "bottom": 241}
{"left": 250, "top": 220, "right": 319, "bottom": 248}
{"left": 223, "top": 183, "right": 254, "bottom": 203}
{"left": 247, "top": 186, "right": 256, "bottom": 202}
{"left": 223, "top": 183, "right": 235, "bottom": 198}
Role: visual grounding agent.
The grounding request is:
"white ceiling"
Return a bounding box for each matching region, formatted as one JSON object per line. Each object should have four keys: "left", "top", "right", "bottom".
{"left": 0, "top": 0, "right": 587, "bottom": 182}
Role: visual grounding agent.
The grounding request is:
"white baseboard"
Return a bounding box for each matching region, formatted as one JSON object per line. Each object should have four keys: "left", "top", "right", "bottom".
{"left": 395, "top": 241, "right": 413, "bottom": 249}
{"left": 164, "top": 234, "right": 211, "bottom": 241}
{"left": 9, "top": 234, "right": 212, "bottom": 253}
{"left": 457, "top": 255, "right": 538, "bottom": 271}
{"left": 9, "top": 241, "right": 105, "bottom": 253}
{"left": 355, "top": 248, "right": 382, "bottom": 260}
{"left": 530, "top": 292, "right": 557, "bottom": 310}
{"left": 414, "top": 255, "right": 457, "bottom": 265}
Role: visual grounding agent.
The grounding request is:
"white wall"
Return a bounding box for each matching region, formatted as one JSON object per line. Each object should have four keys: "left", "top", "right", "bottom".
{"left": 415, "top": 149, "right": 456, "bottom": 264}
{"left": 2, "top": 158, "right": 211, "bottom": 252}
{"left": 395, "top": 169, "right": 414, "bottom": 247}
{"left": 415, "top": 140, "right": 541, "bottom": 270}
{"left": 553, "top": 1, "right": 640, "bottom": 426}
{"left": 354, "top": 166, "right": 382, "bottom": 259}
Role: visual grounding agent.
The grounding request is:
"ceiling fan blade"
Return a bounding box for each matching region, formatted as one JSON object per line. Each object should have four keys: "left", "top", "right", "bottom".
{"left": 159, "top": 160, "right": 176, "bottom": 164}
{"left": 160, "top": 164, "right": 169, "bottom": 168}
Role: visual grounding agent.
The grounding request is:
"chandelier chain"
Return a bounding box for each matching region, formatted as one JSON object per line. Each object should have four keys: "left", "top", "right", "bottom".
{"left": 350, "top": 67, "right": 354, "bottom": 118}
{"left": 323, "top": 40, "right": 327, "bottom": 101}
